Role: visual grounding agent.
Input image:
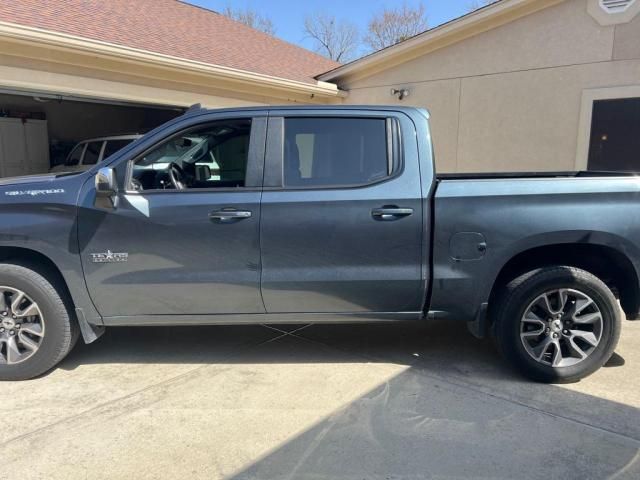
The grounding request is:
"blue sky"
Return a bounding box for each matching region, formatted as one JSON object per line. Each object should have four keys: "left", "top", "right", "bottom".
{"left": 185, "top": 0, "right": 476, "bottom": 57}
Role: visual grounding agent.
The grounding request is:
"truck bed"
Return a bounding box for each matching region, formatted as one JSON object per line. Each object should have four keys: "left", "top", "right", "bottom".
{"left": 436, "top": 171, "right": 638, "bottom": 180}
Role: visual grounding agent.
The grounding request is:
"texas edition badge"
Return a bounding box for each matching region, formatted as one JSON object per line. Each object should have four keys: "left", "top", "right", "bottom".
{"left": 90, "top": 250, "right": 129, "bottom": 263}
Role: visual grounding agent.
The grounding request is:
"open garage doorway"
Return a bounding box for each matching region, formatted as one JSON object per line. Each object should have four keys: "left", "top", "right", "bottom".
{"left": 0, "top": 90, "right": 184, "bottom": 177}
{"left": 587, "top": 97, "right": 640, "bottom": 172}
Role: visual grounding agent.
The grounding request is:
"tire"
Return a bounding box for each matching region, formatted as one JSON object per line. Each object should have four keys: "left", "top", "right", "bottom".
{"left": 0, "top": 262, "right": 77, "bottom": 381}
{"left": 494, "top": 266, "right": 621, "bottom": 383}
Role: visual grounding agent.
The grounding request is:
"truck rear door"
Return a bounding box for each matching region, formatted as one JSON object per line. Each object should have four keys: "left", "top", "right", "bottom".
{"left": 260, "top": 110, "right": 425, "bottom": 315}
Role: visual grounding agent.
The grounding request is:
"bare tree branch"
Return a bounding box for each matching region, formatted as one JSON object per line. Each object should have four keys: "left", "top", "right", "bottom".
{"left": 466, "top": 0, "right": 499, "bottom": 13}
{"left": 364, "top": 3, "right": 429, "bottom": 51}
{"left": 223, "top": 6, "right": 276, "bottom": 36}
{"left": 304, "top": 13, "right": 359, "bottom": 63}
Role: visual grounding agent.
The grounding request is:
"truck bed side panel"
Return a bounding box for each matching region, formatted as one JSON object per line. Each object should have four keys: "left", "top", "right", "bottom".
{"left": 431, "top": 176, "right": 640, "bottom": 322}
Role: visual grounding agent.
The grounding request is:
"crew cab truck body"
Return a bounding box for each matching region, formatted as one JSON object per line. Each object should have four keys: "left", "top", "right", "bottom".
{"left": 0, "top": 106, "right": 637, "bottom": 382}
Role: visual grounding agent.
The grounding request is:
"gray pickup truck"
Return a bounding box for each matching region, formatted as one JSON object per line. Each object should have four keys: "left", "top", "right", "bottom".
{"left": 0, "top": 106, "right": 637, "bottom": 382}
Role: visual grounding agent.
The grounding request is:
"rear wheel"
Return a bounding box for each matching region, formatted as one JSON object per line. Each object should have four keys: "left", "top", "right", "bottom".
{"left": 0, "top": 263, "right": 77, "bottom": 381}
{"left": 494, "top": 266, "right": 621, "bottom": 383}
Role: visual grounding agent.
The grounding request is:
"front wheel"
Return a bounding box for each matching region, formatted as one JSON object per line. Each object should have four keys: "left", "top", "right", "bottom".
{"left": 494, "top": 266, "right": 621, "bottom": 383}
{"left": 0, "top": 263, "right": 77, "bottom": 381}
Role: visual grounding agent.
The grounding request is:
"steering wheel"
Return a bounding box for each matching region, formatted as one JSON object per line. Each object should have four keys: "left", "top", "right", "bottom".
{"left": 168, "top": 162, "right": 188, "bottom": 190}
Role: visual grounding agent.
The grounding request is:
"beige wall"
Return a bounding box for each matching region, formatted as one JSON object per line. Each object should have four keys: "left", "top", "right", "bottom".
{"left": 613, "top": 12, "right": 640, "bottom": 61}
{"left": 340, "top": 0, "right": 640, "bottom": 172}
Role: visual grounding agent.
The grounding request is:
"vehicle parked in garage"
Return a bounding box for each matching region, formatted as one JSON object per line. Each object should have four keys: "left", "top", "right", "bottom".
{"left": 49, "top": 134, "right": 141, "bottom": 173}
{"left": 0, "top": 106, "right": 637, "bottom": 382}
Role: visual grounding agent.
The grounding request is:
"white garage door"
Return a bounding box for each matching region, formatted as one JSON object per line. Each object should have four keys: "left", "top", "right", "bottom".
{"left": 0, "top": 117, "right": 48, "bottom": 177}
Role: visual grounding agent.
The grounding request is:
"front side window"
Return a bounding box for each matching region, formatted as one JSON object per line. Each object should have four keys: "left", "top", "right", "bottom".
{"left": 283, "top": 117, "right": 389, "bottom": 188}
{"left": 82, "top": 141, "right": 103, "bottom": 166}
{"left": 130, "top": 119, "right": 251, "bottom": 191}
{"left": 65, "top": 143, "right": 85, "bottom": 166}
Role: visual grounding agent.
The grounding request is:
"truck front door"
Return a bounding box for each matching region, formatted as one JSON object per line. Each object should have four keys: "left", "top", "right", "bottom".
{"left": 78, "top": 115, "right": 266, "bottom": 320}
{"left": 260, "top": 111, "right": 426, "bottom": 315}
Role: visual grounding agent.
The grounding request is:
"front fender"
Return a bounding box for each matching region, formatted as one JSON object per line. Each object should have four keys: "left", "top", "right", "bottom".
{"left": 0, "top": 173, "right": 102, "bottom": 326}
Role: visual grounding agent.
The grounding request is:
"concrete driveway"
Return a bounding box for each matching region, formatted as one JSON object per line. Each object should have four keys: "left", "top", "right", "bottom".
{"left": 1, "top": 319, "right": 639, "bottom": 480}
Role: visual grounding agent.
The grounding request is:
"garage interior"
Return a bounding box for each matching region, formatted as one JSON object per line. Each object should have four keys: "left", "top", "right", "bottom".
{"left": 0, "top": 90, "right": 183, "bottom": 177}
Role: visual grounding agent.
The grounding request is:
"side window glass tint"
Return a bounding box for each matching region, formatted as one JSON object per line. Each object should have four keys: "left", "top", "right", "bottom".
{"left": 103, "top": 139, "right": 134, "bottom": 160}
{"left": 130, "top": 119, "right": 251, "bottom": 191}
{"left": 283, "top": 117, "right": 389, "bottom": 188}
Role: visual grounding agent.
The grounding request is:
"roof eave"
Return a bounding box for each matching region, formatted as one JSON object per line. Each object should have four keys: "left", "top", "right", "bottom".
{"left": 318, "top": 0, "right": 563, "bottom": 83}
{"left": 0, "top": 21, "right": 345, "bottom": 100}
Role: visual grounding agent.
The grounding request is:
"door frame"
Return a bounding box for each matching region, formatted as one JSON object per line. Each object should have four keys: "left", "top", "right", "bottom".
{"left": 575, "top": 85, "right": 640, "bottom": 171}
{"left": 263, "top": 113, "right": 404, "bottom": 190}
{"left": 97, "top": 109, "right": 269, "bottom": 191}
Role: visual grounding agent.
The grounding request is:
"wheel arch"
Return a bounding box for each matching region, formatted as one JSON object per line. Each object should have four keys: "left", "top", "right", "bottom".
{"left": 488, "top": 242, "right": 640, "bottom": 322}
{"left": 0, "top": 247, "right": 71, "bottom": 298}
{"left": 0, "top": 246, "right": 103, "bottom": 343}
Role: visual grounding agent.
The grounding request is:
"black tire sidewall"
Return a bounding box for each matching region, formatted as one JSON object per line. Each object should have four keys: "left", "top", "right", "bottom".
{"left": 0, "top": 265, "right": 71, "bottom": 380}
{"left": 497, "top": 267, "right": 620, "bottom": 383}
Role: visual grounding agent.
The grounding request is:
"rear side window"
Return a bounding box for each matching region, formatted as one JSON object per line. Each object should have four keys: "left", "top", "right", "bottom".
{"left": 65, "top": 144, "right": 85, "bottom": 166}
{"left": 82, "top": 141, "right": 103, "bottom": 165}
{"left": 283, "top": 117, "right": 390, "bottom": 188}
{"left": 103, "top": 139, "right": 134, "bottom": 160}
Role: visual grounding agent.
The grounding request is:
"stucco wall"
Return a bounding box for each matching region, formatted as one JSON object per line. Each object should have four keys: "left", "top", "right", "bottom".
{"left": 613, "top": 12, "right": 640, "bottom": 61}
{"left": 340, "top": 0, "right": 640, "bottom": 172}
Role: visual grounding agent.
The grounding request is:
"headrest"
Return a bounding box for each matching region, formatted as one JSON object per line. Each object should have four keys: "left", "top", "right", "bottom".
{"left": 195, "top": 164, "right": 211, "bottom": 182}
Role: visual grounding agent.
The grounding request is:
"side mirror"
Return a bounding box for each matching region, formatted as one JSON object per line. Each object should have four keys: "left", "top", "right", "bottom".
{"left": 94, "top": 167, "right": 118, "bottom": 209}
{"left": 95, "top": 167, "right": 117, "bottom": 196}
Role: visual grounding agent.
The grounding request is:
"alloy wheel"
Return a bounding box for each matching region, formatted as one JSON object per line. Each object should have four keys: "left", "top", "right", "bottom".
{"left": 520, "top": 288, "right": 603, "bottom": 368}
{"left": 0, "top": 287, "right": 45, "bottom": 365}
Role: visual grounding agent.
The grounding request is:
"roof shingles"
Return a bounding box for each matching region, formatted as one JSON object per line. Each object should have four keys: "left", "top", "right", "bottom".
{"left": 0, "top": 0, "right": 339, "bottom": 84}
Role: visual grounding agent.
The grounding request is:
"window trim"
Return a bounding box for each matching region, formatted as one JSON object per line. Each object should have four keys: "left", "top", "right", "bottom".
{"left": 265, "top": 115, "right": 404, "bottom": 192}
{"left": 575, "top": 85, "right": 640, "bottom": 170}
{"left": 386, "top": 118, "right": 393, "bottom": 175}
{"left": 123, "top": 117, "right": 265, "bottom": 194}
{"left": 97, "top": 141, "right": 107, "bottom": 163}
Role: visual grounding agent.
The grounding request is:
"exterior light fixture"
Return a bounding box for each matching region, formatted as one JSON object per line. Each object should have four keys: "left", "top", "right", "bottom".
{"left": 391, "top": 88, "right": 410, "bottom": 100}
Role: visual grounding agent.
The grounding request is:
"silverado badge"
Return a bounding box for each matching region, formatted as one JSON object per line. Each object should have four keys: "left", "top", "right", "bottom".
{"left": 90, "top": 250, "right": 129, "bottom": 263}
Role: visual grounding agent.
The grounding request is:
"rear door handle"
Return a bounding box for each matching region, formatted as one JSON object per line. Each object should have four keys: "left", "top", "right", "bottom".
{"left": 209, "top": 209, "right": 252, "bottom": 222}
{"left": 371, "top": 207, "right": 414, "bottom": 221}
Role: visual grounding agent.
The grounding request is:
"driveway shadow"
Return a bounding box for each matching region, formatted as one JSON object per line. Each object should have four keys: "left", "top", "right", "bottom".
{"left": 229, "top": 364, "right": 640, "bottom": 480}
{"left": 56, "top": 320, "right": 640, "bottom": 479}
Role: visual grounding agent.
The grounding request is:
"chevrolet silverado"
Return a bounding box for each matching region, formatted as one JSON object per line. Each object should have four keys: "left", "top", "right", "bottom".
{"left": 0, "top": 106, "right": 637, "bottom": 382}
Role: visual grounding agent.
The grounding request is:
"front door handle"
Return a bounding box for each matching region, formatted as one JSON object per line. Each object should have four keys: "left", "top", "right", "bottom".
{"left": 371, "top": 207, "right": 414, "bottom": 221}
{"left": 209, "top": 208, "right": 252, "bottom": 222}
